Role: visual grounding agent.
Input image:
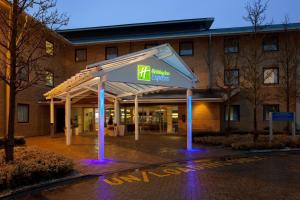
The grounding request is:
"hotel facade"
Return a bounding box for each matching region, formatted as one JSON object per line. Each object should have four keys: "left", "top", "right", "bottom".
{"left": 1, "top": 8, "right": 300, "bottom": 138}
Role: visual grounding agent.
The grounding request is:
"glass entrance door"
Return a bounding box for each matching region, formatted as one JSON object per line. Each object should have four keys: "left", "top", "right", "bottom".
{"left": 83, "top": 108, "right": 94, "bottom": 133}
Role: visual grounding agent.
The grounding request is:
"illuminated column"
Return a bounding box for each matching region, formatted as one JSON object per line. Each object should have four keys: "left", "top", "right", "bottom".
{"left": 50, "top": 98, "right": 55, "bottom": 137}
{"left": 114, "top": 98, "right": 120, "bottom": 126}
{"left": 65, "top": 93, "right": 71, "bottom": 145}
{"left": 98, "top": 80, "right": 105, "bottom": 161}
{"left": 135, "top": 95, "right": 139, "bottom": 141}
{"left": 186, "top": 89, "right": 193, "bottom": 150}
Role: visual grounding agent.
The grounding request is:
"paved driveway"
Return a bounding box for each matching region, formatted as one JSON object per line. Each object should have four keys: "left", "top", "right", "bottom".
{"left": 26, "top": 134, "right": 239, "bottom": 175}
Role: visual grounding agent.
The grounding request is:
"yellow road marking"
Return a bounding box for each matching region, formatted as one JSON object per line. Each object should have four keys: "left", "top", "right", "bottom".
{"left": 103, "top": 157, "right": 265, "bottom": 186}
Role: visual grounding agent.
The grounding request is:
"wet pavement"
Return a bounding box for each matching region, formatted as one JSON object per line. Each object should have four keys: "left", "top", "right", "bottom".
{"left": 26, "top": 134, "right": 241, "bottom": 175}
{"left": 13, "top": 152, "right": 300, "bottom": 200}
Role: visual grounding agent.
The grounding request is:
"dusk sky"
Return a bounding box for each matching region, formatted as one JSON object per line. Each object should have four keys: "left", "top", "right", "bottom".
{"left": 56, "top": 0, "right": 300, "bottom": 30}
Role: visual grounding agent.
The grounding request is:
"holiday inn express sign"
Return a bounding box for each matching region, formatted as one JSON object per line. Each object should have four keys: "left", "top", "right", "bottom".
{"left": 137, "top": 65, "right": 171, "bottom": 82}
{"left": 95, "top": 57, "right": 194, "bottom": 88}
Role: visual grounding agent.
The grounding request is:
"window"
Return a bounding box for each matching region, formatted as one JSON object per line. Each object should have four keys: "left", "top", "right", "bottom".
{"left": 17, "top": 104, "right": 29, "bottom": 123}
{"left": 224, "top": 38, "right": 239, "bottom": 53}
{"left": 263, "top": 104, "right": 279, "bottom": 120}
{"left": 224, "top": 69, "right": 239, "bottom": 86}
{"left": 263, "top": 36, "right": 279, "bottom": 51}
{"left": 45, "top": 71, "right": 54, "bottom": 87}
{"left": 144, "top": 43, "right": 159, "bottom": 49}
{"left": 225, "top": 105, "right": 240, "bottom": 121}
{"left": 105, "top": 47, "right": 118, "bottom": 60}
{"left": 17, "top": 67, "right": 29, "bottom": 81}
{"left": 179, "top": 41, "right": 193, "bottom": 56}
{"left": 75, "top": 48, "right": 87, "bottom": 62}
{"left": 263, "top": 67, "right": 279, "bottom": 84}
{"left": 46, "top": 41, "right": 54, "bottom": 56}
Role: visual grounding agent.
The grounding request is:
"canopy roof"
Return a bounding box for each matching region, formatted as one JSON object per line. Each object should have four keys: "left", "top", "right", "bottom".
{"left": 44, "top": 44, "right": 198, "bottom": 101}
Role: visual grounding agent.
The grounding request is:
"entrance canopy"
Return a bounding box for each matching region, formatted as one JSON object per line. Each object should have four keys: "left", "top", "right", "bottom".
{"left": 44, "top": 44, "right": 197, "bottom": 101}
{"left": 44, "top": 44, "right": 198, "bottom": 161}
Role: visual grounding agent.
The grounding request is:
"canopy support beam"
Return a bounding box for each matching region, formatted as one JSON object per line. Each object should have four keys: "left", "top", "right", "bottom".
{"left": 187, "top": 89, "right": 192, "bottom": 150}
{"left": 135, "top": 95, "right": 139, "bottom": 141}
{"left": 50, "top": 98, "right": 55, "bottom": 137}
{"left": 98, "top": 80, "right": 105, "bottom": 161}
{"left": 114, "top": 99, "right": 120, "bottom": 126}
{"left": 65, "top": 93, "right": 71, "bottom": 145}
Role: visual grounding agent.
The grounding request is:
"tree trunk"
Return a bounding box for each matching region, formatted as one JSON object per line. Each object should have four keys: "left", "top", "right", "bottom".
{"left": 5, "top": 0, "right": 18, "bottom": 163}
{"left": 253, "top": 106, "right": 258, "bottom": 142}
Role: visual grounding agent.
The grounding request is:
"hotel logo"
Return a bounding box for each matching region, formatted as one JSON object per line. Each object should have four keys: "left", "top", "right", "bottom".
{"left": 137, "top": 65, "right": 151, "bottom": 81}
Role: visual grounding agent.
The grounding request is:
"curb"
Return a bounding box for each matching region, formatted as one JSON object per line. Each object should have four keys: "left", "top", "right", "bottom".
{"left": 249, "top": 148, "right": 300, "bottom": 153}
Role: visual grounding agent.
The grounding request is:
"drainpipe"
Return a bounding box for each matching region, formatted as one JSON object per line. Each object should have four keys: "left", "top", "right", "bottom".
{"left": 208, "top": 33, "right": 212, "bottom": 90}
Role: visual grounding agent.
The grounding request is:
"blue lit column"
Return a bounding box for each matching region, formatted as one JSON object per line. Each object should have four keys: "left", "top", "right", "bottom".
{"left": 186, "top": 89, "right": 192, "bottom": 150}
{"left": 98, "top": 80, "right": 105, "bottom": 161}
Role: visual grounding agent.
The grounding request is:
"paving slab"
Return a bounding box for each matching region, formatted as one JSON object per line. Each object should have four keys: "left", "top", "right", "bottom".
{"left": 26, "top": 134, "right": 241, "bottom": 175}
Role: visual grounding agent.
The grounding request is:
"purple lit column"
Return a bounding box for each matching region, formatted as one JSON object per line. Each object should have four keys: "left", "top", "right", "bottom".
{"left": 98, "top": 80, "right": 105, "bottom": 161}
{"left": 186, "top": 89, "right": 192, "bottom": 150}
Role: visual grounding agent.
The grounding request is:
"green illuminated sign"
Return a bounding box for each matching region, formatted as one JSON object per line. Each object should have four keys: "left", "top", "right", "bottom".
{"left": 137, "top": 64, "right": 171, "bottom": 82}
{"left": 137, "top": 65, "right": 151, "bottom": 81}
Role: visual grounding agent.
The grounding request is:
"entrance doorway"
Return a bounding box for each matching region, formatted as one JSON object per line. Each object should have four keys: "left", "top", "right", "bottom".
{"left": 56, "top": 108, "right": 65, "bottom": 133}
{"left": 120, "top": 105, "right": 179, "bottom": 134}
{"left": 83, "top": 108, "right": 95, "bottom": 133}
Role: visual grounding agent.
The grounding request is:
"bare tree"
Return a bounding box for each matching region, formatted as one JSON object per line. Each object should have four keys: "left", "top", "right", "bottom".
{"left": 241, "top": 0, "right": 269, "bottom": 141}
{"left": 277, "top": 16, "right": 298, "bottom": 133}
{"left": 216, "top": 53, "right": 239, "bottom": 135}
{"left": 0, "top": 0, "right": 68, "bottom": 162}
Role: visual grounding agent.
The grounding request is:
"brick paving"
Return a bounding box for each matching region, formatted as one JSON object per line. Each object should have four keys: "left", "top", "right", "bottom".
{"left": 26, "top": 134, "right": 240, "bottom": 175}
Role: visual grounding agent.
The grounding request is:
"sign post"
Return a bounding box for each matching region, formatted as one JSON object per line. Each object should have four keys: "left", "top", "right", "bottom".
{"left": 269, "top": 112, "right": 296, "bottom": 143}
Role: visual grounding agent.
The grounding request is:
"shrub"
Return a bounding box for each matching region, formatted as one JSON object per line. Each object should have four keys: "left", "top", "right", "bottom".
{"left": 0, "top": 147, "right": 74, "bottom": 191}
{"left": 194, "top": 134, "right": 300, "bottom": 150}
{"left": 0, "top": 137, "right": 26, "bottom": 148}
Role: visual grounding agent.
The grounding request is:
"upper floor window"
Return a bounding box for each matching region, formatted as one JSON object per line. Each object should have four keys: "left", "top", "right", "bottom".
{"left": 224, "top": 69, "right": 239, "bottom": 86}
{"left": 105, "top": 47, "right": 118, "bottom": 60}
{"left": 75, "top": 48, "right": 87, "bottom": 62}
{"left": 179, "top": 41, "right": 193, "bottom": 56}
{"left": 225, "top": 105, "right": 240, "bottom": 121}
{"left": 45, "top": 71, "right": 54, "bottom": 87}
{"left": 46, "top": 41, "right": 54, "bottom": 56}
{"left": 263, "top": 67, "right": 279, "bottom": 85}
{"left": 263, "top": 36, "right": 279, "bottom": 51}
{"left": 144, "top": 43, "right": 159, "bottom": 49}
{"left": 17, "top": 104, "right": 29, "bottom": 123}
{"left": 224, "top": 38, "right": 239, "bottom": 53}
{"left": 263, "top": 104, "right": 279, "bottom": 121}
{"left": 17, "top": 67, "right": 29, "bottom": 82}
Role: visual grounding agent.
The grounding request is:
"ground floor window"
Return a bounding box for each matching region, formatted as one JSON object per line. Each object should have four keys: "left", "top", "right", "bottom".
{"left": 224, "top": 105, "right": 240, "bottom": 121}
{"left": 263, "top": 104, "right": 279, "bottom": 121}
{"left": 17, "top": 104, "right": 29, "bottom": 123}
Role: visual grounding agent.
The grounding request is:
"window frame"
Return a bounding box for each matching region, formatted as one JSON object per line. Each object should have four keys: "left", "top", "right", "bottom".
{"left": 105, "top": 46, "right": 118, "bottom": 60}
{"left": 18, "top": 66, "right": 29, "bottom": 82}
{"left": 262, "top": 36, "right": 279, "bottom": 52}
{"left": 75, "top": 48, "right": 87, "bottom": 62}
{"left": 179, "top": 41, "right": 194, "bottom": 56}
{"left": 224, "top": 38, "right": 240, "bottom": 54}
{"left": 263, "top": 104, "right": 280, "bottom": 121}
{"left": 224, "top": 105, "right": 240, "bottom": 122}
{"left": 45, "top": 71, "right": 54, "bottom": 87}
{"left": 45, "top": 40, "right": 54, "bottom": 56}
{"left": 224, "top": 69, "right": 240, "bottom": 86}
{"left": 17, "top": 103, "right": 29, "bottom": 123}
{"left": 263, "top": 67, "right": 279, "bottom": 85}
